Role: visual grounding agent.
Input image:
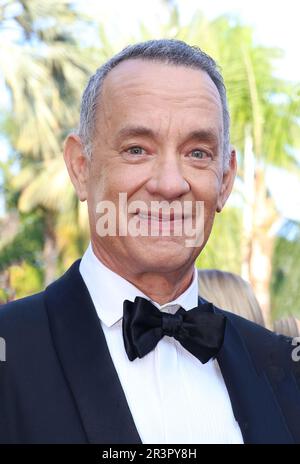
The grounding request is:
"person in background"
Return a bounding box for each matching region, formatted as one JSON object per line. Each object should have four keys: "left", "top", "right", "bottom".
{"left": 198, "top": 269, "right": 300, "bottom": 337}
{"left": 273, "top": 316, "right": 300, "bottom": 338}
{"left": 198, "top": 269, "right": 266, "bottom": 327}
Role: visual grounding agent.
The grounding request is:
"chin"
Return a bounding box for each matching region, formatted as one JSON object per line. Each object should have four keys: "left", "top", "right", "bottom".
{"left": 131, "top": 242, "right": 194, "bottom": 272}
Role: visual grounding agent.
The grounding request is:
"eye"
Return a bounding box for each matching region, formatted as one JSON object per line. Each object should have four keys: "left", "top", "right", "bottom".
{"left": 127, "top": 146, "right": 146, "bottom": 155}
{"left": 190, "top": 149, "right": 209, "bottom": 159}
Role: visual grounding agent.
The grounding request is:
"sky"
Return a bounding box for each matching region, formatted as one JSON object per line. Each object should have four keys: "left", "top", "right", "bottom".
{"left": 180, "top": 0, "right": 300, "bottom": 82}
{"left": 1, "top": 0, "right": 300, "bottom": 221}
{"left": 78, "top": 0, "right": 300, "bottom": 82}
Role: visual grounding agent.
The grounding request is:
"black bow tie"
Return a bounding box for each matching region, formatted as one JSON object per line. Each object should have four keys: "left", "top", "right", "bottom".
{"left": 122, "top": 297, "right": 226, "bottom": 363}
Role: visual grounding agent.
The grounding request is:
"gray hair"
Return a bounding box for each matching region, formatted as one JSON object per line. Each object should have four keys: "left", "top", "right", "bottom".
{"left": 78, "top": 39, "right": 231, "bottom": 168}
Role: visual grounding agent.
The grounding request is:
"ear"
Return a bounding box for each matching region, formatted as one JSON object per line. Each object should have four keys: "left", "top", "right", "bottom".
{"left": 216, "top": 148, "right": 237, "bottom": 213}
{"left": 63, "top": 134, "right": 89, "bottom": 202}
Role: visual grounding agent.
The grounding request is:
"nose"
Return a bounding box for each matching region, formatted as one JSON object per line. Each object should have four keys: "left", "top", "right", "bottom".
{"left": 146, "top": 155, "right": 190, "bottom": 200}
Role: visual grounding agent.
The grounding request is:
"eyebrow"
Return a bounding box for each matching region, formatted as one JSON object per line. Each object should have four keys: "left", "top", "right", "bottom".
{"left": 115, "top": 125, "right": 157, "bottom": 143}
{"left": 183, "top": 129, "right": 219, "bottom": 145}
{"left": 115, "top": 125, "right": 219, "bottom": 147}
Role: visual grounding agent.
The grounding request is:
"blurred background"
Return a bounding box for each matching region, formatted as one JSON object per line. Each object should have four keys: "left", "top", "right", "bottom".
{"left": 0, "top": 0, "right": 300, "bottom": 328}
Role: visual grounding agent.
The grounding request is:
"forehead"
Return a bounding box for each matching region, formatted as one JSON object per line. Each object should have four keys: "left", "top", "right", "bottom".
{"left": 99, "top": 59, "right": 223, "bottom": 135}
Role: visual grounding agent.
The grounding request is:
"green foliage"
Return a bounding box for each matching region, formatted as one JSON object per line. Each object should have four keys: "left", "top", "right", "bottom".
{"left": 0, "top": 210, "right": 45, "bottom": 272}
{"left": 9, "top": 261, "right": 43, "bottom": 299}
{"left": 196, "top": 206, "right": 242, "bottom": 274}
{"left": 0, "top": 0, "right": 96, "bottom": 160}
{"left": 0, "top": 0, "right": 94, "bottom": 290}
{"left": 271, "top": 221, "right": 300, "bottom": 319}
{"left": 0, "top": 287, "right": 8, "bottom": 304}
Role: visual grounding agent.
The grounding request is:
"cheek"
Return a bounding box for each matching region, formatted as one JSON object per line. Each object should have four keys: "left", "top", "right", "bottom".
{"left": 86, "top": 159, "right": 117, "bottom": 202}
{"left": 190, "top": 175, "right": 221, "bottom": 236}
{"left": 87, "top": 168, "right": 141, "bottom": 224}
{"left": 87, "top": 175, "right": 105, "bottom": 207}
{"left": 192, "top": 173, "right": 221, "bottom": 208}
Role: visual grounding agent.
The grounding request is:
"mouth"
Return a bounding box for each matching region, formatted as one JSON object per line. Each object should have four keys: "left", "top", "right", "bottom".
{"left": 135, "top": 208, "right": 189, "bottom": 222}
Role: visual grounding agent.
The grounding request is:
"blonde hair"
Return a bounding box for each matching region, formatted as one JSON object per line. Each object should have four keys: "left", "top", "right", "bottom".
{"left": 273, "top": 317, "right": 300, "bottom": 338}
{"left": 198, "top": 269, "right": 265, "bottom": 327}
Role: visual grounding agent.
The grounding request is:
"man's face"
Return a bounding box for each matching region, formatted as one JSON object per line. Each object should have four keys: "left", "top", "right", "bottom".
{"left": 83, "top": 59, "right": 235, "bottom": 275}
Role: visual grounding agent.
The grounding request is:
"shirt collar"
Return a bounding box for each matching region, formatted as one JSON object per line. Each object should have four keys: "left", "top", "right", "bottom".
{"left": 79, "top": 242, "right": 199, "bottom": 328}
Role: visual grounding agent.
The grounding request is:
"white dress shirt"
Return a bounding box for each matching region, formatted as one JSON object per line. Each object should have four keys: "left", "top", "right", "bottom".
{"left": 79, "top": 243, "right": 243, "bottom": 444}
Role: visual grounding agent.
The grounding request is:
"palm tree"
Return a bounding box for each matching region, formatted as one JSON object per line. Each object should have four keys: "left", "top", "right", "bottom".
{"left": 0, "top": 0, "right": 97, "bottom": 285}
{"left": 0, "top": 0, "right": 96, "bottom": 159}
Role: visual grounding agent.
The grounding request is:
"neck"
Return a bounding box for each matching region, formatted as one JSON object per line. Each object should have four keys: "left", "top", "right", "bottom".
{"left": 127, "top": 269, "right": 195, "bottom": 305}
{"left": 90, "top": 242, "right": 195, "bottom": 305}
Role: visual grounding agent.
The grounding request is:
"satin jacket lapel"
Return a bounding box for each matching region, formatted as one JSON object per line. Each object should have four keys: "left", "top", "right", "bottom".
{"left": 212, "top": 306, "right": 295, "bottom": 444}
{"left": 44, "top": 260, "right": 141, "bottom": 444}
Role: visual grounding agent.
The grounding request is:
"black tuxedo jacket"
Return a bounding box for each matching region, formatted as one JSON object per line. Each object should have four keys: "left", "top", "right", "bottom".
{"left": 0, "top": 260, "right": 300, "bottom": 444}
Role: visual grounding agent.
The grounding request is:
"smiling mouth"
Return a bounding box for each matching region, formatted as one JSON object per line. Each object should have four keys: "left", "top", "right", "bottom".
{"left": 135, "top": 210, "right": 186, "bottom": 222}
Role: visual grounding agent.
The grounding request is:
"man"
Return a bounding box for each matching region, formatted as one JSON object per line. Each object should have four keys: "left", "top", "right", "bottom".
{"left": 0, "top": 39, "right": 299, "bottom": 444}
